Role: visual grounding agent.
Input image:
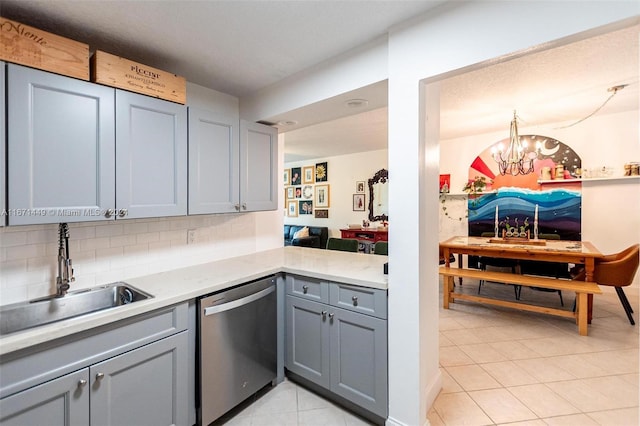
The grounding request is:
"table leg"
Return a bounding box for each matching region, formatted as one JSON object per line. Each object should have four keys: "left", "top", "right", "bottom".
{"left": 584, "top": 258, "right": 595, "bottom": 324}
{"left": 458, "top": 254, "right": 463, "bottom": 286}
{"left": 443, "top": 275, "right": 452, "bottom": 309}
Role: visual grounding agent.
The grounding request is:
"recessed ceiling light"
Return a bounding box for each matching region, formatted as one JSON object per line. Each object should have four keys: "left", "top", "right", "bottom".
{"left": 277, "top": 120, "right": 298, "bottom": 126}
{"left": 345, "top": 99, "right": 369, "bottom": 108}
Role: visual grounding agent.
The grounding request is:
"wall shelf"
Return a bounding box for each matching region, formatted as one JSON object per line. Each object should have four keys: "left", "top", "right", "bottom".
{"left": 538, "top": 176, "right": 640, "bottom": 184}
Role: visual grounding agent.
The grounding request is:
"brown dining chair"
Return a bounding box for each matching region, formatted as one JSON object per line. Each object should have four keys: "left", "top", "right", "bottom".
{"left": 574, "top": 244, "right": 639, "bottom": 325}
{"left": 477, "top": 232, "right": 520, "bottom": 299}
{"left": 519, "top": 233, "right": 567, "bottom": 306}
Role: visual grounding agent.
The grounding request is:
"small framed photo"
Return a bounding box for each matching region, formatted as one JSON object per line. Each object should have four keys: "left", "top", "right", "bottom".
{"left": 299, "top": 200, "right": 313, "bottom": 215}
{"left": 287, "top": 200, "right": 298, "bottom": 217}
{"left": 356, "top": 181, "right": 365, "bottom": 193}
{"left": 315, "top": 162, "right": 328, "bottom": 182}
{"left": 315, "top": 209, "right": 329, "bottom": 219}
{"left": 286, "top": 187, "right": 295, "bottom": 199}
{"left": 315, "top": 184, "right": 330, "bottom": 208}
{"left": 291, "top": 167, "right": 302, "bottom": 185}
{"left": 302, "top": 185, "right": 313, "bottom": 199}
{"left": 294, "top": 187, "right": 302, "bottom": 199}
{"left": 284, "top": 169, "right": 291, "bottom": 185}
{"left": 302, "top": 166, "right": 315, "bottom": 184}
{"left": 353, "top": 194, "right": 365, "bottom": 211}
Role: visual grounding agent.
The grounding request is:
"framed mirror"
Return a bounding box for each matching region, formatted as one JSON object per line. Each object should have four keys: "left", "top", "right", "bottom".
{"left": 368, "top": 168, "right": 388, "bottom": 222}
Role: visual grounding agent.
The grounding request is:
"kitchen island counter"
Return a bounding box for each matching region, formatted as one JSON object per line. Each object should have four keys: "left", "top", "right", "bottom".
{"left": 0, "top": 247, "right": 387, "bottom": 355}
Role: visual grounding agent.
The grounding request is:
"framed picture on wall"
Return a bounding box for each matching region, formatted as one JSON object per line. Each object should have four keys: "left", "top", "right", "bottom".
{"left": 302, "top": 185, "right": 313, "bottom": 199}
{"left": 295, "top": 187, "right": 302, "bottom": 199}
{"left": 315, "top": 184, "right": 330, "bottom": 208}
{"left": 284, "top": 169, "right": 291, "bottom": 185}
{"left": 299, "top": 200, "right": 313, "bottom": 215}
{"left": 286, "top": 187, "right": 295, "bottom": 199}
{"left": 315, "top": 162, "right": 328, "bottom": 182}
{"left": 315, "top": 209, "right": 329, "bottom": 219}
{"left": 302, "top": 166, "right": 315, "bottom": 184}
{"left": 291, "top": 167, "right": 302, "bottom": 185}
{"left": 287, "top": 201, "right": 298, "bottom": 217}
{"left": 353, "top": 194, "right": 365, "bottom": 211}
{"left": 356, "top": 181, "right": 365, "bottom": 193}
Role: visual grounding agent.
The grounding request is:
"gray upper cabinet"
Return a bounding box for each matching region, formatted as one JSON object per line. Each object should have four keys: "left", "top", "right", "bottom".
{"left": 0, "top": 62, "right": 5, "bottom": 227}
{"left": 188, "top": 108, "right": 239, "bottom": 214}
{"left": 7, "top": 64, "right": 115, "bottom": 225}
{"left": 187, "top": 109, "right": 277, "bottom": 214}
{"left": 116, "top": 90, "right": 187, "bottom": 219}
{"left": 240, "top": 120, "right": 278, "bottom": 212}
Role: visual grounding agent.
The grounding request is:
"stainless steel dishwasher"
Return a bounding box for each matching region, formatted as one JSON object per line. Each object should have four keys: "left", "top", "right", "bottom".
{"left": 197, "top": 275, "right": 277, "bottom": 425}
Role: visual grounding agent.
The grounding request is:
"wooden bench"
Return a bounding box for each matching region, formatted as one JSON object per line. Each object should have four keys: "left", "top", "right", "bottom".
{"left": 439, "top": 266, "right": 602, "bottom": 336}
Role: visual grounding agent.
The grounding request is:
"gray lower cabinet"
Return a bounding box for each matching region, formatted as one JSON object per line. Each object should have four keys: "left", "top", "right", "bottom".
{"left": 0, "top": 369, "right": 89, "bottom": 426}
{"left": 187, "top": 108, "right": 278, "bottom": 214}
{"left": 90, "top": 332, "right": 188, "bottom": 426}
{"left": 285, "top": 276, "right": 388, "bottom": 418}
{"left": 0, "top": 303, "right": 191, "bottom": 426}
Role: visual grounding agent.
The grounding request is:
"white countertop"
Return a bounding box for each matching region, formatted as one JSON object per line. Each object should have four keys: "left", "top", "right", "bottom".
{"left": 0, "top": 247, "right": 388, "bottom": 356}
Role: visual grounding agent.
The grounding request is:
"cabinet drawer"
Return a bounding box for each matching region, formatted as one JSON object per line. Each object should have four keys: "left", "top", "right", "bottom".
{"left": 286, "top": 275, "right": 329, "bottom": 303}
{"left": 329, "top": 283, "right": 387, "bottom": 319}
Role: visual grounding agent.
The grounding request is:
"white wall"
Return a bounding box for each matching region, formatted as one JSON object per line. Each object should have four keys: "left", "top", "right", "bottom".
{"left": 0, "top": 82, "right": 284, "bottom": 305}
{"left": 284, "top": 149, "right": 388, "bottom": 238}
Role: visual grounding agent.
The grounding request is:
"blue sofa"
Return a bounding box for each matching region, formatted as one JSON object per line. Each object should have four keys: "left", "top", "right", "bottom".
{"left": 284, "top": 225, "right": 329, "bottom": 249}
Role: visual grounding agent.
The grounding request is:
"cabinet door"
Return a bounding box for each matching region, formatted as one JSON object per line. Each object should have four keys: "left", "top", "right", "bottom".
{"left": 90, "top": 331, "right": 188, "bottom": 426}
{"left": 116, "top": 90, "right": 187, "bottom": 219}
{"left": 0, "top": 369, "right": 89, "bottom": 426}
{"left": 329, "top": 307, "right": 388, "bottom": 418}
{"left": 285, "top": 296, "right": 330, "bottom": 388}
{"left": 239, "top": 120, "right": 278, "bottom": 212}
{"left": 0, "top": 62, "right": 5, "bottom": 227}
{"left": 187, "top": 108, "right": 240, "bottom": 214}
{"left": 7, "top": 63, "right": 115, "bottom": 225}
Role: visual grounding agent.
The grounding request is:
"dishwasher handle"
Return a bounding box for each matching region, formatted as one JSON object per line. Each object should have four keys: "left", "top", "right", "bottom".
{"left": 203, "top": 285, "right": 275, "bottom": 316}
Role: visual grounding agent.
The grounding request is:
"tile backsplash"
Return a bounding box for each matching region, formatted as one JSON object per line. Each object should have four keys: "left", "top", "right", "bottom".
{"left": 0, "top": 213, "right": 280, "bottom": 305}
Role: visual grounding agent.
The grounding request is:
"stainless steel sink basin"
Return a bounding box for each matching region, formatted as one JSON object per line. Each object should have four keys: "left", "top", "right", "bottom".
{"left": 0, "top": 282, "right": 153, "bottom": 336}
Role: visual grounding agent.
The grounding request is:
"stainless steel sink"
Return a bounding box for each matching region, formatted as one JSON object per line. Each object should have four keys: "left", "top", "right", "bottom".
{"left": 0, "top": 282, "right": 153, "bottom": 336}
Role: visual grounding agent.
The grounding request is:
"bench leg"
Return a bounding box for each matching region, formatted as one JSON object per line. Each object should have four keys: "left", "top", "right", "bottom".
{"left": 576, "top": 292, "right": 588, "bottom": 336}
{"left": 444, "top": 276, "right": 453, "bottom": 309}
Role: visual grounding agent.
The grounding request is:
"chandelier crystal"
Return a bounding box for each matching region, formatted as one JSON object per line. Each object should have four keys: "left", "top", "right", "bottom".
{"left": 491, "top": 111, "right": 540, "bottom": 176}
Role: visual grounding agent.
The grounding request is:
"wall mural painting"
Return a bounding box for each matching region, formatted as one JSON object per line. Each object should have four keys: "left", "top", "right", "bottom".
{"left": 467, "top": 135, "right": 582, "bottom": 241}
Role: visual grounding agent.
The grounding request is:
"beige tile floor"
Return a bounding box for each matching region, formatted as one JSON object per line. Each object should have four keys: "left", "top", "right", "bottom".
{"left": 430, "top": 279, "right": 639, "bottom": 426}
{"left": 214, "top": 281, "right": 638, "bottom": 426}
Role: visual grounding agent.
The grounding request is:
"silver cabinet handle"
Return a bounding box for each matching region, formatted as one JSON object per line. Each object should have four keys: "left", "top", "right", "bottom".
{"left": 328, "top": 313, "right": 334, "bottom": 320}
{"left": 302, "top": 285, "right": 308, "bottom": 294}
{"left": 95, "top": 372, "right": 105, "bottom": 381}
{"left": 321, "top": 310, "right": 327, "bottom": 320}
{"left": 242, "top": 203, "right": 247, "bottom": 210}
{"left": 234, "top": 204, "right": 241, "bottom": 211}
{"left": 118, "top": 208, "right": 128, "bottom": 217}
{"left": 352, "top": 295, "right": 358, "bottom": 306}
{"left": 78, "top": 379, "right": 87, "bottom": 388}
{"left": 104, "top": 209, "right": 114, "bottom": 218}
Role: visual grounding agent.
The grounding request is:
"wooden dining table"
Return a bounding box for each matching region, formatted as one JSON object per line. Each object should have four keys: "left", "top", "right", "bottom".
{"left": 439, "top": 236, "right": 603, "bottom": 321}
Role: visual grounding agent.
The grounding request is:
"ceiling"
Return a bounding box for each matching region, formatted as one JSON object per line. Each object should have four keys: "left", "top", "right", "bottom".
{"left": 2, "top": 2, "right": 637, "bottom": 163}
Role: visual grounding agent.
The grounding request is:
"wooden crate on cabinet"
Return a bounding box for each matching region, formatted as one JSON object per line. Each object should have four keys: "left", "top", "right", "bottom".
{"left": 0, "top": 17, "right": 89, "bottom": 80}
{"left": 91, "top": 50, "right": 186, "bottom": 104}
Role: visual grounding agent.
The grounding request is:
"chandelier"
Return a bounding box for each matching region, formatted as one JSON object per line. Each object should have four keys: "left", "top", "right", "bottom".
{"left": 491, "top": 111, "right": 540, "bottom": 176}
